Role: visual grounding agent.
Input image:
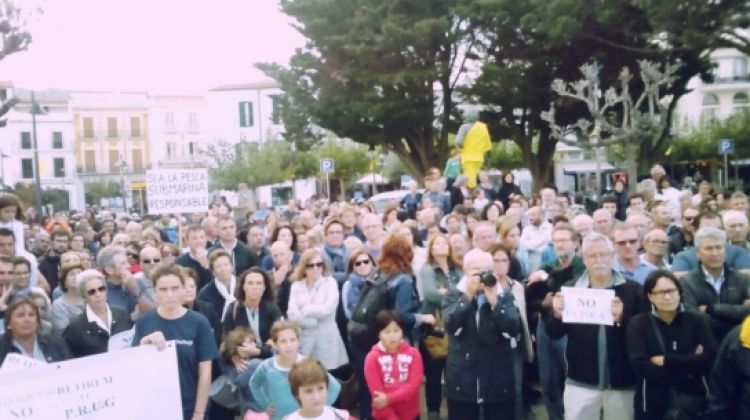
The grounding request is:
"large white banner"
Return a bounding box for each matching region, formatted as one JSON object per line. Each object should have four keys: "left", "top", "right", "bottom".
{"left": 0, "top": 342, "right": 182, "bottom": 419}
{"left": 561, "top": 286, "right": 616, "bottom": 326}
{"left": 146, "top": 168, "right": 210, "bottom": 214}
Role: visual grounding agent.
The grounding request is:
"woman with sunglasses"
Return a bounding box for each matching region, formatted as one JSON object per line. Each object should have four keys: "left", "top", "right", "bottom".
{"left": 343, "top": 249, "right": 377, "bottom": 319}
{"left": 287, "top": 249, "right": 349, "bottom": 371}
{"left": 0, "top": 297, "right": 71, "bottom": 366}
{"left": 626, "top": 269, "right": 717, "bottom": 420}
{"left": 63, "top": 269, "right": 132, "bottom": 357}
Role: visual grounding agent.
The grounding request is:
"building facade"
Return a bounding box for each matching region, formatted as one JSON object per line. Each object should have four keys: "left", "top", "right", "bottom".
{"left": 206, "top": 81, "right": 284, "bottom": 145}
{"left": 149, "top": 95, "right": 208, "bottom": 169}
{"left": 71, "top": 91, "right": 151, "bottom": 211}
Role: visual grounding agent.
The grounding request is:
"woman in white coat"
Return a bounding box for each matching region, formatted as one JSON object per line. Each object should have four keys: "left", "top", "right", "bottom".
{"left": 287, "top": 248, "right": 349, "bottom": 371}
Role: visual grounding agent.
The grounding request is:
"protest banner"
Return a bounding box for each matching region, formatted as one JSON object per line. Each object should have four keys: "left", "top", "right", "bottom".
{"left": 0, "top": 342, "right": 182, "bottom": 419}
{"left": 146, "top": 168, "right": 209, "bottom": 214}
{"left": 0, "top": 354, "right": 45, "bottom": 374}
{"left": 561, "top": 286, "right": 616, "bottom": 326}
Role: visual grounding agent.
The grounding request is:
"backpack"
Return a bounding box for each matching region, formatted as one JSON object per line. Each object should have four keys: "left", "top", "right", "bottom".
{"left": 347, "top": 271, "right": 392, "bottom": 349}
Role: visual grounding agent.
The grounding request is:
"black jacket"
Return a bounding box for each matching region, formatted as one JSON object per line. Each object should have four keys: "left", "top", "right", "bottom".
{"left": 681, "top": 264, "right": 750, "bottom": 342}
{"left": 497, "top": 182, "right": 521, "bottom": 210}
{"left": 208, "top": 242, "right": 259, "bottom": 276}
{"left": 190, "top": 299, "right": 222, "bottom": 345}
{"left": 442, "top": 285, "right": 521, "bottom": 404}
{"left": 627, "top": 311, "right": 717, "bottom": 418}
{"left": 0, "top": 333, "right": 72, "bottom": 366}
{"left": 62, "top": 306, "right": 132, "bottom": 357}
{"left": 222, "top": 299, "right": 282, "bottom": 358}
{"left": 38, "top": 252, "right": 62, "bottom": 292}
{"left": 669, "top": 230, "right": 692, "bottom": 256}
{"left": 547, "top": 272, "right": 648, "bottom": 389}
{"left": 707, "top": 321, "right": 750, "bottom": 420}
{"left": 175, "top": 252, "right": 214, "bottom": 290}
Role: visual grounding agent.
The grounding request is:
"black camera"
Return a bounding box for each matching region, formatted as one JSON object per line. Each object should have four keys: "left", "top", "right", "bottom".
{"left": 478, "top": 270, "right": 497, "bottom": 288}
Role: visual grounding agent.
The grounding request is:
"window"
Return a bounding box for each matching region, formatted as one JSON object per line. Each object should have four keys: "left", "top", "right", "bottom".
{"left": 130, "top": 117, "right": 141, "bottom": 138}
{"left": 733, "top": 58, "right": 748, "bottom": 80}
{"left": 270, "top": 95, "right": 281, "bottom": 124}
{"left": 109, "top": 150, "right": 120, "bottom": 172}
{"left": 715, "top": 59, "right": 733, "bottom": 81}
{"left": 165, "top": 113, "right": 175, "bottom": 131}
{"left": 84, "top": 150, "right": 96, "bottom": 172}
{"left": 21, "top": 159, "right": 33, "bottom": 179}
{"left": 188, "top": 142, "right": 195, "bottom": 156}
{"left": 734, "top": 92, "right": 749, "bottom": 114}
{"left": 239, "top": 101, "right": 254, "bottom": 127}
{"left": 83, "top": 117, "right": 94, "bottom": 138}
{"left": 107, "top": 117, "right": 118, "bottom": 138}
{"left": 54, "top": 158, "right": 65, "bottom": 178}
{"left": 188, "top": 113, "right": 199, "bottom": 131}
{"left": 166, "top": 142, "right": 177, "bottom": 158}
{"left": 132, "top": 149, "right": 143, "bottom": 171}
{"left": 703, "top": 94, "right": 719, "bottom": 106}
{"left": 20, "top": 132, "right": 31, "bottom": 149}
{"left": 52, "top": 132, "right": 63, "bottom": 149}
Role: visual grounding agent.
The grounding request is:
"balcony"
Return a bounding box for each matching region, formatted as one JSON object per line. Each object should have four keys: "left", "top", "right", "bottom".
{"left": 76, "top": 163, "right": 153, "bottom": 175}
{"left": 79, "top": 130, "right": 145, "bottom": 140}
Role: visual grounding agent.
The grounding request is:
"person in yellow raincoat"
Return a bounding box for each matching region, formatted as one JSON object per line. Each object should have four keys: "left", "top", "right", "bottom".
{"left": 455, "top": 112, "right": 491, "bottom": 189}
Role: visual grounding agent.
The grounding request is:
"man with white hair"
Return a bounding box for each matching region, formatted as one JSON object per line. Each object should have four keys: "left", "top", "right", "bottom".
{"left": 640, "top": 229, "right": 671, "bottom": 270}
{"left": 681, "top": 227, "right": 750, "bottom": 342}
{"left": 548, "top": 233, "right": 647, "bottom": 420}
{"left": 592, "top": 208, "right": 614, "bottom": 237}
{"left": 650, "top": 164, "right": 666, "bottom": 183}
{"left": 124, "top": 221, "right": 142, "bottom": 242}
{"left": 442, "top": 248, "right": 521, "bottom": 418}
{"left": 571, "top": 214, "right": 594, "bottom": 240}
{"left": 472, "top": 221, "right": 497, "bottom": 252}
{"left": 723, "top": 210, "right": 749, "bottom": 252}
{"left": 625, "top": 211, "right": 654, "bottom": 243}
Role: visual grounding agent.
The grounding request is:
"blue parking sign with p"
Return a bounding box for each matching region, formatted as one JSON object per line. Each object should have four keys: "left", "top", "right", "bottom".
{"left": 320, "top": 158, "right": 335, "bottom": 173}
{"left": 718, "top": 139, "right": 734, "bottom": 155}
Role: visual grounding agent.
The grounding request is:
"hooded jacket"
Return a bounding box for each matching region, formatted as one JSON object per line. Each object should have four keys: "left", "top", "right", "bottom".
{"left": 363, "top": 340, "right": 423, "bottom": 420}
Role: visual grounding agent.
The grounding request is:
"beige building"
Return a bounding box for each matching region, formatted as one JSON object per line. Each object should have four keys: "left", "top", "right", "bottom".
{"left": 71, "top": 91, "right": 151, "bottom": 211}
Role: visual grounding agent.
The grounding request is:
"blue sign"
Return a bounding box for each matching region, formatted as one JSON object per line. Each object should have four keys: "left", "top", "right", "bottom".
{"left": 718, "top": 138, "right": 734, "bottom": 155}
{"left": 319, "top": 158, "right": 335, "bottom": 173}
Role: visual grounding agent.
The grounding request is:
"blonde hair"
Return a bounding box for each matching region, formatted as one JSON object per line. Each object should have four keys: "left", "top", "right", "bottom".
{"left": 291, "top": 249, "right": 331, "bottom": 281}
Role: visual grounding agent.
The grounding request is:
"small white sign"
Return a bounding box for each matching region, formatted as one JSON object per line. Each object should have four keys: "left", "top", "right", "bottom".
{"left": 320, "top": 158, "right": 335, "bottom": 174}
{"left": 561, "top": 287, "right": 615, "bottom": 326}
{"left": 146, "top": 168, "right": 210, "bottom": 214}
{"left": 0, "top": 354, "right": 46, "bottom": 374}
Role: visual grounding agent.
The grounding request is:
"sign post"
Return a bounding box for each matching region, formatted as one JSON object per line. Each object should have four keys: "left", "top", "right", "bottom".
{"left": 319, "top": 158, "right": 335, "bottom": 198}
{"left": 718, "top": 139, "right": 734, "bottom": 189}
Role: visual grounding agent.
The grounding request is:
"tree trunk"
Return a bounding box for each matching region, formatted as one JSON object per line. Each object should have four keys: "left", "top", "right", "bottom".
{"left": 625, "top": 142, "right": 640, "bottom": 193}
{"left": 339, "top": 178, "right": 345, "bottom": 201}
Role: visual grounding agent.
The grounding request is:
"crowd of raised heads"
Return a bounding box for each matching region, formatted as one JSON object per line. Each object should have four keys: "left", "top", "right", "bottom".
{"left": 1, "top": 163, "right": 750, "bottom": 420}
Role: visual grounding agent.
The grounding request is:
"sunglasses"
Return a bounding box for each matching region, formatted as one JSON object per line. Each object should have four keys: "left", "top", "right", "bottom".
{"left": 141, "top": 258, "right": 161, "bottom": 264}
{"left": 354, "top": 259, "right": 371, "bottom": 267}
{"left": 306, "top": 262, "right": 325, "bottom": 269}
{"left": 86, "top": 285, "right": 107, "bottom": 296}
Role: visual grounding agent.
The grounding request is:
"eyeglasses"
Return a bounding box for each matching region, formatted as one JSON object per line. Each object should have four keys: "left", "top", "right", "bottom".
{"left": 650, "top": 288, "right": 679, "bottom": 298}
{"left": 86, "top": 285, "right": 107, "bottom": 296}
{"left": 354, "top": 260, "right": 371, "bottom": 267}
{"left": 615, "top": 239, "right": 638, "bottom": 246}
{"left": 306, "top": 262, "right": 325, "bottom": 269}
{"left": 141, "top": 258, "right": 161, "bottom": 264}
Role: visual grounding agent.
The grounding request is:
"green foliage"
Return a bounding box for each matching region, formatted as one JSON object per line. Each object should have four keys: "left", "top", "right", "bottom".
{"left": 486, "top": 140, "right": 525, "bottom": 171}
{"left": 83, "top": 181, "right": 120, "bottom": 205}
{"left": 669, "top": 112, "right": 750, "bottom": 162}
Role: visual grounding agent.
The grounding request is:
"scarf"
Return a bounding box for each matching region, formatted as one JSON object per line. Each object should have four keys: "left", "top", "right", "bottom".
{"left": 323, "top": 244, "right": 348, "bottom": 273}
{"left": 215, "top": 275, "right": 237, "bottom": 320}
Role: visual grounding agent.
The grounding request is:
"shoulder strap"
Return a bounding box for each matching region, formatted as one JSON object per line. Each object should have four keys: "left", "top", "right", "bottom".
{"left": 232, "top": 301, "right": 239, "bottom": 322}
{"left": 649, "top": 314, "right": 667, "bottom": 354}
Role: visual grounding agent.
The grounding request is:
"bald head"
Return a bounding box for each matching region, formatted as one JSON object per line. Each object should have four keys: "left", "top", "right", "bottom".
{"left": 463, "top": 249, "right": 493, "bottom": 275}
{"left": 723, "top": 210, "right": 749, "bottom": 245}
{"left": 472, "top": 222, "right": 497, "bottom": 252}
{"left": 571, "top": 214, "right": 594, "bottom": 238}
{"left": 270, "top": 240, "right": 292, "bottom": 266}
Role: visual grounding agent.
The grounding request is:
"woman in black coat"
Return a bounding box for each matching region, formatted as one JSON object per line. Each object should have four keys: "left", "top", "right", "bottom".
{"left": 627, "top": 270, "right": 717, "bottom": 420}
{"left": 222, "top": 267, "right": 282, "bottom": 359}
{"left": 1, "top": 297, "right": 72, "bottom": 366}
{"left": 497, "top": 171, "right": 522, "bottom": 211}
{"left": 63, "top": 270, "right": 132, "bottom": 357}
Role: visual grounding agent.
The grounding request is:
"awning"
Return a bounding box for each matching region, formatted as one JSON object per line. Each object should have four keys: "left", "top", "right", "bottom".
{"left": 355, "top": 173, "right": 389, "bottom": 185}
{"left": 560, "top": 161, "right": 615, "bottom": 174}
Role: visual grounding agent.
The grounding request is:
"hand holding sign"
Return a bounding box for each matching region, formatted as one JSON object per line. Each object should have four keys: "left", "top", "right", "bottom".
{"left": 560, "top": 287, "right": 616, "bottom": 326}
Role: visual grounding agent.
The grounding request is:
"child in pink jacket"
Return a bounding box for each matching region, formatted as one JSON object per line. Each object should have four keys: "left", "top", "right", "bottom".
{"left": 364, "top": 310, "right": 423, "bottom": 420}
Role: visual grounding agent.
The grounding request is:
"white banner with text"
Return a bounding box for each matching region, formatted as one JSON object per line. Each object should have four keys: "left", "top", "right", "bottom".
{"left": 561, "top": 286, "right": 615, "bottom": 326}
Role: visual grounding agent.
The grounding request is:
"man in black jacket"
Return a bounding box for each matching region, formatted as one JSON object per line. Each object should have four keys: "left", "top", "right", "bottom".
{"left": 549, "top": 232, "right": 648, "bottom": 420}
{"left": 669, "top": 206, "right": 699, "bottom": 255}
{"left": 707, "top": 316, "right": 750, "bottom": 420}
{"left": 175, "top": 225, "right": 213, "bottom": 290}
{"left": 681, "top": 226, "right": 750, "bottom": 343}
{"left": 37, "top": 229, "right": 71, "bottom": 293}
{"left": 208, "top": 216, "right": 258, "bottom": 276}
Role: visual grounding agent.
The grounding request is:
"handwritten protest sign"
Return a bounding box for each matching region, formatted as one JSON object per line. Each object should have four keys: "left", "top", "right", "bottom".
{"left": 0, "top": 342, "right": 182, "bottom": 419}
{"left": 0, "top": 354, "right": 45, "bottom": 374}
{"left": 146, "top": 169, "right": 209, "bottom": 214}
{"left": 561, "top": 286, "right": 615, "bottom": 326}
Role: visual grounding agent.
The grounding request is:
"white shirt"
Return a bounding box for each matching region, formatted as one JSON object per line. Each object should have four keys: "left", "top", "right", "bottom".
{"left": 86, "top": 304, "right": 113, "bottom": 334}
{"left": 701, "top": 265, "right": 725, "bottom": 295}
{"left": 283, "top": 406, "right": 350, "bottom": 420}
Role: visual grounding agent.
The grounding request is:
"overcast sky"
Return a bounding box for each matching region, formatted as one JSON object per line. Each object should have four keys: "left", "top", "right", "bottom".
{"left": 0, "top": 0, "right": 305, "bottom": 93}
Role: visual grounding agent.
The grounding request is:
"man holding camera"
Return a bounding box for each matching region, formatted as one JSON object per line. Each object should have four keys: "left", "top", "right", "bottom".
{"left": 442, "top": 248, "right": 521, "bottom": 419}
{"left": 547, "top": 232, "right": 648, "bottom": 420}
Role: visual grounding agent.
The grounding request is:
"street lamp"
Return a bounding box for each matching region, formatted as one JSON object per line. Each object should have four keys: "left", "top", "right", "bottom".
{"left": 30, "top": 91, "right": 46, "bottom": 218}
{"left": 117, "top": 159, "right": 128, "bottom": 213}
{"left": 0, "top": 152, "right": 8, "bottom": 191}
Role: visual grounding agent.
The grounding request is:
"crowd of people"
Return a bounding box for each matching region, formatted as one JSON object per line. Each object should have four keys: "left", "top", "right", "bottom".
{"left": 1, "top": 163, "right": 750, "bottom": 420}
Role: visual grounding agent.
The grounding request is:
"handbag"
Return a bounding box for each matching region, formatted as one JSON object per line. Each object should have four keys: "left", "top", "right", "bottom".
{"left": 209, "top": 374, "right": 240, "bottom": 409}
{"left": 422, "top": 312, "right": 449, "bottom": 359}
{"left": 649, "top": 315, "right": 707, "bottom": 420}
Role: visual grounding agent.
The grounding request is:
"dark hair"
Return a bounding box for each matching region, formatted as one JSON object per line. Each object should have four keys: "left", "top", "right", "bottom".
{"left": 58, "top": 262, "right": 84, "bottom": 292}
{"left": 271, "top": 225, "right": 297, "bottom": 251}
{"left": 0, "top": 193, "right": 23, "bottom": 221}
{"left": 642, "top": 269, "right": 682, "bottom": 301}
{"left": 235, "top": 267, "right": 274, "bottom": 303}
{"left": 374, "top": 309, "right": 405, "bottom": 334}
{"left": 150, "top": 262, "right": 185, "bottom": 288}
{"left": 4, "top": 297, "right": 40, "bottom": 336}
{"left": 0, "top": 228, "right": 14, "bottom": 241}
{"left": 347, "top": 249, "right": 376, "bottom": 274}
{"left": 12, "top": 256, "right": 31, "bottom": 271}
{"left": 95, "top": 229, "right": 112, "bottom": 245}
{"left": 481, "top": 202, "right": 504, "bottom": 221}
{"left": 208, "top": 249, "right": 233, "bottom": 271}
{"left": 600, "top": 196, "right": 617, "bottom": 206}
{"left": 695, "top": 211, "right": 722, "bottom": 230}
{"left": 628, "top": 193, "right": 644, "bottom": 204}
{"left": 219, "top": 327, "right": 256, "bottom": 363}
{"left": 186, "top": 224, "right": 204, "bottom": 239}
{"left": 288, "top": 358, "right": 329, "bottom": 401}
